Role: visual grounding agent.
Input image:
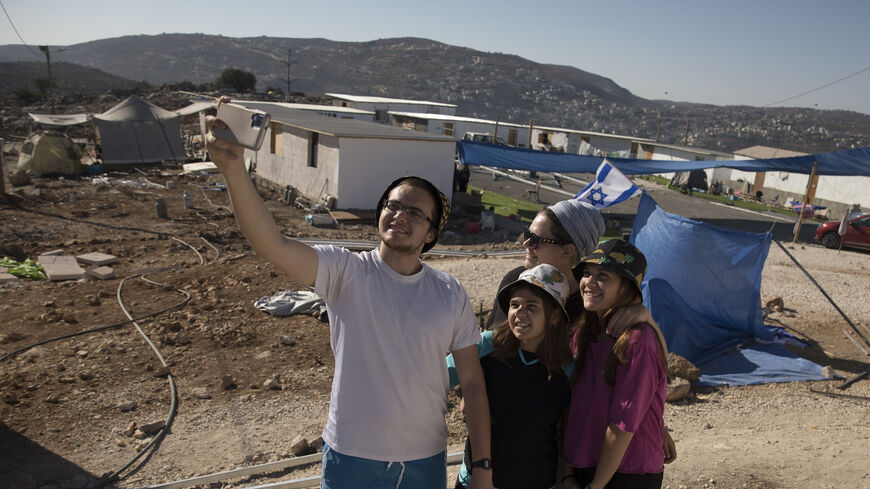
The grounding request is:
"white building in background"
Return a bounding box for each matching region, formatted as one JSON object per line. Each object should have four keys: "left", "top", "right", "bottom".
{"left": 237, "top": 102, "right": 455, "bottom": 210}
{"left": 731, "top": 146, "right": 869, "bottom": 217}
{"left": 388, "top": 112, "right": 531, "bottom": 146}
{"left": 326, "top": 93, "right": 457, "bottom": 123}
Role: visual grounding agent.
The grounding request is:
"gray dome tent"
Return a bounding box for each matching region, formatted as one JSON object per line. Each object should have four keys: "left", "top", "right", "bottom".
{"left": 93, "top": 95, "right": 186, "bottom": 165}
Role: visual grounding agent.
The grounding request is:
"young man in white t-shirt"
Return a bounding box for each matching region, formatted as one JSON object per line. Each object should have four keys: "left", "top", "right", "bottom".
{"left": 205, "top": 101, "right": 493, "bottom": 489}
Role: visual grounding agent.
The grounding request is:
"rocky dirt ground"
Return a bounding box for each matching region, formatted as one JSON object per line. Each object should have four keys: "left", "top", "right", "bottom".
{"left": 1, "top": 160, "right": 869, "bottom": 489}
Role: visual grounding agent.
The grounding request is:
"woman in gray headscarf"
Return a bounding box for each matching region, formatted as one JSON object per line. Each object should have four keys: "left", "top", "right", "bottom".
{"left": 486, "top": 199, "right": 618, "bottom": 330}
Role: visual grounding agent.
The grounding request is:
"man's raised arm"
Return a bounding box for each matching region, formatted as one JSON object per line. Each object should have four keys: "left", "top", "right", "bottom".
{"left": 205, "top": 98, "right": 318, "bottom": 286}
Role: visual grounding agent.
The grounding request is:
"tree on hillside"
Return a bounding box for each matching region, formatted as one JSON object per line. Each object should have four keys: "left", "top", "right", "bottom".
{"left": 216, "top": 68, "right": 257, "bottom": 93}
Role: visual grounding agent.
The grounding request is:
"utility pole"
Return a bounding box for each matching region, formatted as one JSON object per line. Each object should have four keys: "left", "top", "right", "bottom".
{"left": 38, "top": 45, "right": 54, "bottom": 114}
{"left": 655, "top": 113, "right": 662, "bottom": 143}
{"left": 281, "top": 48, "right": 297, "bottom": 100}
{"left": 38, "top": 46, "right": 66, "bottom": 114}
{"left": 683, "top": 119, "right": 690, "bottom": 146}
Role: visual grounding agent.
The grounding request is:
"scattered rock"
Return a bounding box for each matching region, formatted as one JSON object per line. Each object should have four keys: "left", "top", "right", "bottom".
{"left": 62, "top": 313, "right": 78, "bottom": 324}
{"left": 76, "top": 350, "right": 88, "bottom": 358}
{"left": 290, "top": 435, "right": 311, "bottom": 456}
{"left": 118, "top": 400, "right": 137, "bottom": 412}
{"left": 191, "top": 387, "right": 211, "bottom": 399}
{"left": 2, "top": 392, "right": 19, "bottom": 405}
{"left": 668, "top": 353, "right": 700, "bottom": 382}
{"left": 280, "top": 335, "right": 297, "bottom": 346}
{"left": 821, "top": 366, "right": 835, "bottom": 378}
{"left": 263, "top": 377, "right": 282, "bottom": 390}
{"left": 765, "top": 296, "right": 784, "bottom": 312}
{"left": 123, "top": 422, "right": 137, "bottom": 437}
{"left": 86, "top": 295, "right": 101, "bottom": 306}
{"left": 667, "top": 377, "right": 692, "bottom": 402}
{"left": 19, "top": 346, "right": 46, "bottom": 361}
{"left": 0, "top": 332, "right": 26, "bottom": 344}
{"left": 139, "top": 420, "right": 164, "bottom": 435}
{"left": 221, "top": 375, "right": 237, "bottom": 390}
{"left": 152, "top": 366, "right": 171, "bottom": 377}
{"left": 44, "top": 393, "right": 60, "bottom": 404}
{"left": 116, "top": 439, "right": 127, "bottom": 447}
{"left": 309, "top": 436, "right": 324, "bottom": 452}
{"left": 132, "top": 429, "right": 146, "bottom": 439}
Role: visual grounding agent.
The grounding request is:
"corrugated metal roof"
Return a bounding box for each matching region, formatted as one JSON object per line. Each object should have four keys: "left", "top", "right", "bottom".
{"left": 326, "top": 93, "right": 457, "bottom": 108}
{"left": 735, "top": 145, "right": 808, "bottom": 159}
{"left": 236, "top": 101, "right": 454, "bottom": 141}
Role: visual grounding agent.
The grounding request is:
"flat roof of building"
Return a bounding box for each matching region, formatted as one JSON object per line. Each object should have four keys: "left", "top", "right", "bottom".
{"left": 388, "top": 111, "right": 527, "bottom": 128}
{"left": 735, "top": 145, "right": 808, "bottom": 159}
{"left": 237, "top": 101, "right": 453, "bottom": 141}
{"left": 326, "top": 93, "right": 457, "bottom": 108}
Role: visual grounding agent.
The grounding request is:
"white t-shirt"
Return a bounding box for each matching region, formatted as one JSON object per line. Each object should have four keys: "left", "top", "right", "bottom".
{"left": 314, "top": 245, "right": 480, "bottom": 461}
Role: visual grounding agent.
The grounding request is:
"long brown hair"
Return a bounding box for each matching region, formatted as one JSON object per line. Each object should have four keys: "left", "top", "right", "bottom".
{"left": 492, "top": 283, "right": 572, "bottom": 378}
{"left": 571, "top": 277, "right": 667, "bottom": 386}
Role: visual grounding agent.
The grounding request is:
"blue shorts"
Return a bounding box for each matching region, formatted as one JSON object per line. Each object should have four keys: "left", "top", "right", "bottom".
{"left": 321, "top": 443, "right": 447, "bottom": 489}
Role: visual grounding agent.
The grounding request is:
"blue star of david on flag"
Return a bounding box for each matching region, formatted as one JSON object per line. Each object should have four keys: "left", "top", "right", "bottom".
{"left": 574, "top": 159, "right": 640, "bottom": 209}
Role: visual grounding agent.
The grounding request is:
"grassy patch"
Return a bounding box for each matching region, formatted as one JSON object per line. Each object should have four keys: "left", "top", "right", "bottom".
{"left": 636, "top": 175, "right": 670, "bottom": 186}
{"left": 469, "top": 185, "right": 544, "bottom": 223}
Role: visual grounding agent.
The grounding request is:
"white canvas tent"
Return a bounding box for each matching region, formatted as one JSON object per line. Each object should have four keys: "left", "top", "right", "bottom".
{"left": 93, "top": 95, "right": 186, "bottom": 165}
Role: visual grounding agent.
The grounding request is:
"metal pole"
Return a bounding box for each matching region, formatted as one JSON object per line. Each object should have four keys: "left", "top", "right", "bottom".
{"left": 0, "top": 145, "right": 6, "bottom": 195}
{"left": 792, "top": 161, "right": 818, "bottom": 243}
{"left": 527, "top": 118, "right": 534, "bottom": 148}
{"left": 39, "top": 45, "right": 55, "bottom": 114}
{"left": 492, "top": 116, "right": 500, "bottom": 144}
{"left": 773, "top": 239, "right": 870, "bottom": 351}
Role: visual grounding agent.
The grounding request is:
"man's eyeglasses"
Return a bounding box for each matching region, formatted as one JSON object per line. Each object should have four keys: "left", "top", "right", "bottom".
{"left": 382, "top": 199, "right": 433, "bottom": 225}
{"left": 523, "top": 229, "right": 569, "bottom": 249}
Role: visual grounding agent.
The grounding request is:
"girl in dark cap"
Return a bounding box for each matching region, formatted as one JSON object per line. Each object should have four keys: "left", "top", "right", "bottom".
{"left": 561, "top": 239, "right": 668, "bottom": 489}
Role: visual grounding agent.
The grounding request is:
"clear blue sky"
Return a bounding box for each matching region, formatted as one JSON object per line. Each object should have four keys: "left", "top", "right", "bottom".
{"left": 3, "top": 0, "right": 869, "bottom": 114}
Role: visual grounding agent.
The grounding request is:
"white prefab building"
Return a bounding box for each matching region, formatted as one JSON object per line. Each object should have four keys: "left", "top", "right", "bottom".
{"left": 326, "top": 93, "right": 457, "bottom": 123}
{"left": 532, "top": 127, "right": 655, "bottom": 156}
{"left": 388, "top": 112, "right": 532, "bottom": 147}
{"left": 731, "top": 146, "right": 870, "bottom": 216}
{"left": 236, "top": 102, "right": 456, "bottom": 210}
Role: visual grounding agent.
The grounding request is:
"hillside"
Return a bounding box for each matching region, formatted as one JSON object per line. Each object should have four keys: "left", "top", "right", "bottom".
{"left": 0, "top": 61, "right": 138, "bottom": 96}
{"left": 1, "top": 34, "right": 869, "bottom": 153}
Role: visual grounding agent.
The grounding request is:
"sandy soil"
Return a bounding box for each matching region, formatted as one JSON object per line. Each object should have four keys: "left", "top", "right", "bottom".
{"left": 1, "top": 165, "right": 869, "bottom": 489}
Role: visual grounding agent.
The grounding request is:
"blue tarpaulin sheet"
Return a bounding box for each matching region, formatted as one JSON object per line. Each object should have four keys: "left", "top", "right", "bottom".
{"left": 631, "top": 192, "right": 826, "bottom": 385}
{"left": 458, "top": 140, "right": 870, "bottom": 176}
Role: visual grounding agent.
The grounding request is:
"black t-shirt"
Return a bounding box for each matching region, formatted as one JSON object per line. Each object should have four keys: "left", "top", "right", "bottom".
{"left": 464, "top": 350, "right": 571, "bottom": 489}
{"left": 485, "top": 266, "right": 585, "bottom": 330}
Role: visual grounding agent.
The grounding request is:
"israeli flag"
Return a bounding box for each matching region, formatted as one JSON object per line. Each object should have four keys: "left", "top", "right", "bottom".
{"left": 574, "top": 159, "right": 641, "bottom": 208}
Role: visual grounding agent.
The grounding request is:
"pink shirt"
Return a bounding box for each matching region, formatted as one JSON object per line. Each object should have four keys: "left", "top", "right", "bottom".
{"left": 564, "top": 323, "right": 666, "bottom": 474}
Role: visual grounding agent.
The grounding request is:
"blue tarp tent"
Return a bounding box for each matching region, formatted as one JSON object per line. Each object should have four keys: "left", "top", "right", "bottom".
{"left": 631, "top": 192, "right": 826, "bottom": 385}
{"left": 457, "top": 140, "right": 870, "bottom": 176}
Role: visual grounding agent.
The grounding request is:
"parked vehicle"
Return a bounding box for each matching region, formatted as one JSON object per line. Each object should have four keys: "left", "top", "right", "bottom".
{"left": 814, "top": 212, "right": 870, "bottom": 250}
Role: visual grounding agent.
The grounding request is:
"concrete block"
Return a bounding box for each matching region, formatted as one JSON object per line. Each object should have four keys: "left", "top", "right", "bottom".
{"left": 0, "top": 273, "right": 18, "bottom": 283}
{"left": 76, "top": 252, "right": 118, "bottom": 266}
{"left": 38, "top": 255, "right": 85, "bottom": 281}
{"left": 87, "top": 266, "right": 115, "bottom": 280}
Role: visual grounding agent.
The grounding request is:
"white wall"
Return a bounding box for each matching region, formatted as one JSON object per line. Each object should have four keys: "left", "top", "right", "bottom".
{"left": 250, "top": 124, "right": 340, "bottom": 201}
{"left": 336, "top": 138, "right": 456, "bottom": 209}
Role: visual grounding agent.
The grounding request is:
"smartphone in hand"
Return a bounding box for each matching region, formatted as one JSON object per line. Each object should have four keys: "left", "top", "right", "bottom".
{"left": 212, "top": 103, "right": 272, "bottom": 151}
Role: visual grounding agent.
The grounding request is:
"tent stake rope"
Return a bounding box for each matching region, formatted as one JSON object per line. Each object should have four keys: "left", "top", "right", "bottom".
{"left": 772, "top": 239, "right": 870, "bottom": 353}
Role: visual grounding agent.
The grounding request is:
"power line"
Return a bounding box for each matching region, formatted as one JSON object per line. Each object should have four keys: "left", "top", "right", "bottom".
{"left": 763, "top": 64, "right": 870, "bottom": 108}
{"left": 0, "top": 0, "right": 39, "bottom": 56}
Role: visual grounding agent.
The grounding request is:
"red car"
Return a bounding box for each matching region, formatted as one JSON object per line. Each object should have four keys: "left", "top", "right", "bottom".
{"left": 815, "top": 212, "right": 870, "bottom": 250}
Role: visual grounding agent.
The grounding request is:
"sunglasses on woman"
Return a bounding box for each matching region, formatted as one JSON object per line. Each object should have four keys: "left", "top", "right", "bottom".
{"left": 522, "top": 228, "right": 570, "bottom": 249}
